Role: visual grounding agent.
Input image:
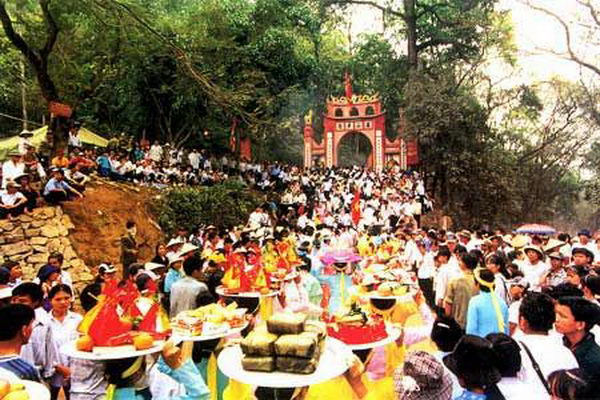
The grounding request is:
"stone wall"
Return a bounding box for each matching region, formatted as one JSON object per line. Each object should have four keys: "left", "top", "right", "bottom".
{"left": 0, "top": 206, "right": 94, "bottom": 292}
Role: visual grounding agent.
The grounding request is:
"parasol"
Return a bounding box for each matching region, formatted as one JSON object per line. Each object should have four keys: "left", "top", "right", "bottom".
{"left": 515, "top": 223, "right": 556, "bottom": 235}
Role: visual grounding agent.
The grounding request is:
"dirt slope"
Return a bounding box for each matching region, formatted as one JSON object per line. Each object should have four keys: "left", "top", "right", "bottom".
{"left": 61, "top": 179, "right": 163, "bottom": 270}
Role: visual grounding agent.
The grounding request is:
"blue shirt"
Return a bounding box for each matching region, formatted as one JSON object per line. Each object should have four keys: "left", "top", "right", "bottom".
{"left": 0, "top": 355, "right": 41, "bottom": 382}
{"left": 466, "top": 291, "right": 509, "bottom": 338}
{"left": 454, "top": 390, "right": 486, "bottom": 400}
{"left": 97, "top": 155, "right": 111, "bottom": 169}
{"left": 164, "top": 268, "right": 183, "bottom": 294}
{"left": 322, "top": 272, "right": 353, "bottom": 314}
{"left": 43, "top": 178, "right": 72, "bottom": 196}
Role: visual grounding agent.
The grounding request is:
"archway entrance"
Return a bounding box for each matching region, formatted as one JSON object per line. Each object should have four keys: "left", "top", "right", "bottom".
{"left": 336, "top": 131, "right": 373, "bottom": 168}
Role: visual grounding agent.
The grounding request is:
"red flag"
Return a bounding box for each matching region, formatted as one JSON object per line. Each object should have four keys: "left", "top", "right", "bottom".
{"left": 351, "top": 189, "right": 361, "bottom": 225}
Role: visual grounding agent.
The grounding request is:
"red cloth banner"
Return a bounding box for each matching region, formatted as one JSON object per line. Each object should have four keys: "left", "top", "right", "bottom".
{"left": 351, "top": 189, "right": 361, "bottom": 225}
{"left": 406, "top": 140, "right": 419, "bottom": 165}
{"left": 49, "top": 101, "right": 73, "bottom": 118}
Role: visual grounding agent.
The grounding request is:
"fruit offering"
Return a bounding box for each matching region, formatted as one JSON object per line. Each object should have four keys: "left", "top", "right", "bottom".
{"left": 325, "top": 303, "right": 388, "bottom": 345}
{"left": 171, "top": 302, "right": 247, "bottom": 337}
{"left": 0, "top": 380, "right": 29, "bottom": 400}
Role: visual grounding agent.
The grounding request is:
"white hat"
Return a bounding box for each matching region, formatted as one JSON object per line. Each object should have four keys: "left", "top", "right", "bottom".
{"left": 99, "top": 263, "right": 117, "bottom": 274}
{"left": 144, "top": 262, "right": 166, "bottom": 271}
{"left": 168, "top": 253, "right": 184, "bottom": 266}
{"left": 166, "top": 238, "right": 184, "bottom": 248}
{"left": 179, "top": 242, "right": 198, "bottom": 255}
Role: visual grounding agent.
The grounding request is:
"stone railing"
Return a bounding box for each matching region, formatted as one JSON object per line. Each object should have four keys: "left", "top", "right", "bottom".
{"left": 0, "top": 207, "right": 94, "bottom": 291}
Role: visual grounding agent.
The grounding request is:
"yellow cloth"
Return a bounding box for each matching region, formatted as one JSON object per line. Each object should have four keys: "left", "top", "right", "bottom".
{"left": 383, "top": 342, "right": 405, "bottom": 377}
{"left": 223, "top": 380, "right": 253, "bottom": 400}
{"left": 369, "top": 300, "right": 417, "bottom": 376}
{"left": 259, "top": 296, "right": 274, "bottom": 321}
{"left": 305, "top": 375, "right": 395, "bottom": 400}
{"left": 365, "top": 377, "right": 395, "bottom": 400}
{"left": 369, "top": 300, "right": 417, "bottom": 324}
{"left": 208, "top": 352, "right": 218, "bottom": 400}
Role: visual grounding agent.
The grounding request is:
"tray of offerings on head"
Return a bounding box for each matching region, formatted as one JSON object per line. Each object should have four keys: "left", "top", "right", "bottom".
{"left": 170, "top": 303, "right": 249, "bottom": 342}
{"left": 325, "top": 303, "right": 402, "bottom": 350}
{"left": 216, "top": 286, "right": 280, "bottom": 298}
{"left": 0, "top": 379, "right": 51, "bottom": 400}
{"left": 218, "top": 312, "right": 353, "bottom": 388}
{"left": 61, "top": 280, "right": 170, "bottom": 361}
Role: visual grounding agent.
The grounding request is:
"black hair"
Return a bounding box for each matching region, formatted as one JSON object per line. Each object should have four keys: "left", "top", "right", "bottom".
{"left": 437, "top": 247, "right": 451, "bottom": 259}
{"left": 48, "top": 252, "right": 64, "bottom": 264}
{"left": 105, "top": 356, "right": 145, "bottom": 387}
{"left": 476, "top": 269, "right": 495, "bottom": 292}
{"left": 11, "top": 282, "right": 43, "bottom": 304}
{"left": 183, "top": 255, "right": 203, "bottom": 276}
{"left": 582, "top": 275, "right": 600, "bottom": 296}
{"left": 126, "top": 220, "right": 136, "bottom": 229}
{"left": 486, "top": 333, "right": 521, "bottom": 378}
{"left": 568, "top": 264, "right": 590, "bottom": 280}
{"left": 469, "top": 249, "right": 485, "bottom": 268}
{"left": 547, "top": 369, "right": 591, "bottom": 400}
{"left": 431, "top": 316, "right": 463, "bottom": 352}
{"left": 519, "top": 292, "right": 555, "bottom": 333}
{"left": 557, "top": 233, "right": 570, "bottom": 242}
{"left": 48, "top": 284, "right": 73, "bottom": 300}
{"left": 128, "top": 263, "right": 143, "bottom": 277}
{"left": 0, "top": 268, "right": 9, "bottom": 285}
{"left": 460, "top": 253, "right": 478, "bottom": 271}
{"left": 543, "top": 283, "right": 583, "bottom": 300}
{"left": 0, "top": 304, "right": 35, "bottom": 341}
{"left": 135, "top": 274, "right": 153, "bottom": 292}
{"left": 297, "top": 256, "right": 312, "bottom": 273}
{"left": 557, "top": 296, "right": 600, "bottom": 332}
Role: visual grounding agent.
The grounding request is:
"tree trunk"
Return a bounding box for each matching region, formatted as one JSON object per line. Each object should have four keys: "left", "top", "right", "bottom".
{"left": 404, "top": 0, "right": 418, "bottom": 69}
{"left": 20, "top": 59, "right": 27, "bottom": 130}
{"left": 0, "top": 1, "right": 65, "bottom": 155}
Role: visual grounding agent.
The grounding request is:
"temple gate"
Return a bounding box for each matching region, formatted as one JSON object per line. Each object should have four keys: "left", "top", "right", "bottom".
{"left": 303, "top": 74, "right": 417, "bottom": 170}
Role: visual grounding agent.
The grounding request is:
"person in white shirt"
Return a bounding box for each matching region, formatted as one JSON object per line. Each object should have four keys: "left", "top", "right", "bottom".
{"left": 149, "top": 141, "right": 163, "bottom": 162}
{"left": 573, "top": 229, "right": 595, "bottom": 255}
{"left": 47, "top": 253, "right": 74, "bottom": 292}
{"left": 18, "top": 130, "right": 34, "bottom": 155}
{"left": 434, "top": 248, "right": 461, "bottom": 309}
{"left": 278, "top": 272, "right": 321, "bottom": 316}
{"left": 12, "top": 283, "right": 59, "bottom": 381}
{"left": 2, "top": 151, "right": 25, "bottom": 189}
{"left": 487, "top": 333, "right": 531, "bottom": 399}
{"left": 415, "top": 240, "right": 436, "bottom": 307}
{"left": 47, "top": 284, "right": 83, "bottom": 400}
{"left": 0, "top": 181, "right": 27, "bottom": 219}
{"left": 514, "top": 292, "right": 579, "bottom": 399}
{"left": 521, "top": 245, "right": 549, "bottom": 292}
{"left": 188, "top": 149, "right": 201, "bottom": 170}
{"left": 68, "top": 126, "right": 82, "bottom": 150}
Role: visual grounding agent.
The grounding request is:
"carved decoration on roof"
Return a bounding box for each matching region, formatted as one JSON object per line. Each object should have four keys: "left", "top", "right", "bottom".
{"left": 328, "top": 93, "right": 380, "bottom": 105}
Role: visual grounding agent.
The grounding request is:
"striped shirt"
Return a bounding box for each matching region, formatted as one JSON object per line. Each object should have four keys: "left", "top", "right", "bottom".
{"left": 20, "top": 309, "right": 58, "bottom": 379}
{"left": 0, "top": 355, "right": 41, "bottom": 382}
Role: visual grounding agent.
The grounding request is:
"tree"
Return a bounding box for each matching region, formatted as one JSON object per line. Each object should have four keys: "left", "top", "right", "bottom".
{"left": 0, "top": 0, "right": 70, "bottom": 150}
{"left": 523, "top": 0, "right": 600, "bottom": 126}
{"left": 324, "top": 0, "right": 501, "bottom": 69}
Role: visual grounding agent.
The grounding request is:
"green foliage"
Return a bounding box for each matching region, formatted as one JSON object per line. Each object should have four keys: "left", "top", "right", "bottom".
{"left": 0, "top": 0, "right": 592, "bottom": 228}
{"left": 153, "top": 181, "right": 263, "bottom": 235}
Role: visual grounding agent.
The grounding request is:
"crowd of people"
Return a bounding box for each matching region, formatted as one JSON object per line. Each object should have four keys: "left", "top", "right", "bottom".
{"left": 1, "top": 131, "right": 600, "bottom": 400}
